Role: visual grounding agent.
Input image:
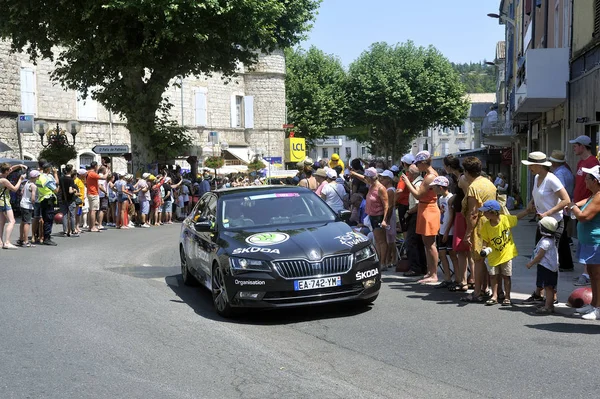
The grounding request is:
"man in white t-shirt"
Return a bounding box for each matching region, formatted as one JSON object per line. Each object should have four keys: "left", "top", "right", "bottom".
{"left": 135, "top": 173, "right": 151, "bottom": 227}
{"left": 97, "top": 177, "right": 108, "bottom": 230}
{"left": 320, "top": 169, "right": 346, "bottom": 213}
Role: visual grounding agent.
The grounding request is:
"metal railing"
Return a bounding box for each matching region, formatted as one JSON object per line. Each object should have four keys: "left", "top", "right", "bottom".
{"left": 481, "top": 116, "right": 513, "bottom": 135}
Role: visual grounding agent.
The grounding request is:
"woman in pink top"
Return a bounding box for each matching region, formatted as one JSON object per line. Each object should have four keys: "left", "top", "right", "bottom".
{"left": 350, "top": 167, "right": 388, "bottom": 263}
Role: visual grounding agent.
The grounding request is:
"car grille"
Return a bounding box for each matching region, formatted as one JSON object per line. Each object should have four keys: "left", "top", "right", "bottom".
{"left": 273, "top": 254, "right": 353, "bottom": 279}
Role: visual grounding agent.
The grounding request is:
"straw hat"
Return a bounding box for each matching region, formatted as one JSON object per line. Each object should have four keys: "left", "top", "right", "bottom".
{"left": 521, "top": 151, "right": 552, "bottom": 167}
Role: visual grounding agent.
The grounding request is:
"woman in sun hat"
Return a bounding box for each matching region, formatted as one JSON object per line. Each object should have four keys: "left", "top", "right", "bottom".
{"left": 569, "top": 165, "right": 600, "bottom": 319}
{"left": 520, "top": 151, "right": 572, "bottom": 304}
{"left": 350, "top": 166, "right": 389, "bottom": 263}
{"left": 401, "top": 150, "right": 440, "bottom": 284}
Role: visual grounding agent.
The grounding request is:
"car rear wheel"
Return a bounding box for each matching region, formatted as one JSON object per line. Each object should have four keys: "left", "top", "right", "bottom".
{"left": 212, "top": 264, "right": 233, "bottom": 317}
{"left": 180, "top": 246, "right": 198, "bottom": 286}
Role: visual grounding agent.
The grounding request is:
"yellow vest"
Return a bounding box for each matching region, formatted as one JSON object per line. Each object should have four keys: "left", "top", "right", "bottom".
{"left": 36, "top": 174, "right": 56, "bottom": 202}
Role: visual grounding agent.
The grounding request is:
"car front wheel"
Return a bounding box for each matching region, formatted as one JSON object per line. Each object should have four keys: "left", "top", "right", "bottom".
{"left": 181, "top": 246, "right": 198, "bottom": 286}
{"left": 212, "top": 264, "right": 233, "bottom": 317}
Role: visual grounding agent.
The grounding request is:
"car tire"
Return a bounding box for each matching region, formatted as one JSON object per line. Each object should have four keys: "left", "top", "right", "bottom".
{"left": 212, "top": 264, "right": 234, "bottom": 318}
{"left": 180, "top": 246, "right": 198, "bottom": 286}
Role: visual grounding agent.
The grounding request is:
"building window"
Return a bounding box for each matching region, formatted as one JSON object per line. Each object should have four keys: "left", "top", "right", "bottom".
{"left": 77, "top": 91, "right": 98, "bottom": 121}
{"left": 322, "top": 148, "right": 329, "bottom": 159}
{"left": 195, "top": 88, "right": 208, "bottom": 126}
{"left": 333, "top": 147, "right": 340, "bottom": 155}
{"left": 361, "top": 147, "right": 367, "bottom": 156}
{"left": 79, "top": 153, "right": 95, "bottom": 169}
{"left": 563, "top": 0, "right": 570, "bottom": 47}
{"left": 230, "top": 95, "right": 254, "bottom": 128}
{"left": 441, "top": 142, "right": 449, "bottom": 155}
{"left": 20, "top": 68, "right": 36, "bottom": 115}
{"left": 345, "top": 146, "right": 352, "bottom": 159}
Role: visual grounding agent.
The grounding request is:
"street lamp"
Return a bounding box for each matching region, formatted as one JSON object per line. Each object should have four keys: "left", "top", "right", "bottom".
{"left": 34, "top": 120, "right": 81, "bottom": 147}
{"left": 487, "top": 13, "right": 515, "bottom": 27}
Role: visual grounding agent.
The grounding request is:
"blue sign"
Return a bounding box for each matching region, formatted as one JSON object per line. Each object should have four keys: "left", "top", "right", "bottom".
{"left": 263, "top": 157, "right": 282, "bottom": 165}
{"left": 19, "top": 115, "right": 33, "bottom": 121}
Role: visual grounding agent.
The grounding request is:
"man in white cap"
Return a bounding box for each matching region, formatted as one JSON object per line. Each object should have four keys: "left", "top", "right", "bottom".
{"left": 320, "top": 169, "right": 346, "bottom": 212}
{"left": 570, "top": 135, "right": 599, "bottom": 284}
{"left": 134, "top": 173, "right": 151, "bottom": 227}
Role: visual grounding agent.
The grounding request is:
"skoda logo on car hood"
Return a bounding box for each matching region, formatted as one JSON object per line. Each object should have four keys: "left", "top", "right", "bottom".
{"left": 245, "top": 232, "right": 290, "bottom": 246}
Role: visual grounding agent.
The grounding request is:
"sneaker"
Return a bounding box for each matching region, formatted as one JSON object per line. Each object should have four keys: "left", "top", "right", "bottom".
{"left": 70, "top": 233, "right": 80, "bottom": 238}
{"left": 523, "top": 293, "right": 544, "bottom": 304}
{"left": 576, "top": 304, "right": 594, "bottom": 314}
{"left": 42, "top": 239, "right": 58, "bottom": 246}
{"left": 141, "top": 224, "right": 150, "bottom": 228}
{"left": 581, "top": 308, "right": 600, "bottom": 320}
{"left": 574, "top": 275, "right": 591, "bottom": 286}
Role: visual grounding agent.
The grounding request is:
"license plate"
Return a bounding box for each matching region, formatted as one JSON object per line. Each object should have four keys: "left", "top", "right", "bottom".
{"left": 294, "top": 276, "right": 341, "bottom": 291}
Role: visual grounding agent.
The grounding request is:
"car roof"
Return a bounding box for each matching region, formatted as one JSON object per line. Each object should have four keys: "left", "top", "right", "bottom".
{"left": 214, "top": 185, "right": 310, "bottom": 197}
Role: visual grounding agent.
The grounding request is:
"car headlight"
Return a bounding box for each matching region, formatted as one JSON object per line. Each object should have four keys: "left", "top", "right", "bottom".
{"left": 229, "top": 258, "right": 272, "bottom": 274}
{"left": 355, "top": 245, "right": 377, "bottom": 263}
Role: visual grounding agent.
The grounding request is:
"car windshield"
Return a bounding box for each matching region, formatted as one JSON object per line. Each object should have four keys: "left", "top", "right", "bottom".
{"left": 219, "top": 191, "right": 337, "bottom": 230}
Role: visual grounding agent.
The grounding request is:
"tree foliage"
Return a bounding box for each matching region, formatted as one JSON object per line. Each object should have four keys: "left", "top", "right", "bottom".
{"left": 0, "top": 0, "right": 320, "bottom": 162}
{"left": 285, "top": 46, "right": 348, "bottom": 142}
{"left": 452, "top": 62, "right": 496, "bottom": 93}
{"left": 346, "top": 41, "right": 469, "bottom": 160}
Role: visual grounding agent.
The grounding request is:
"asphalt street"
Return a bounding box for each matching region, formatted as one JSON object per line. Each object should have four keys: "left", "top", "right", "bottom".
{"left": 0, "top": 220, "right": 598, "bottom": 399}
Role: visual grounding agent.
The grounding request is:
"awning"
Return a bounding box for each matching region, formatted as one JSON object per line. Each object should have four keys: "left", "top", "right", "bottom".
{"left": 224, "top": 147, "right": 250, "bottom": 164}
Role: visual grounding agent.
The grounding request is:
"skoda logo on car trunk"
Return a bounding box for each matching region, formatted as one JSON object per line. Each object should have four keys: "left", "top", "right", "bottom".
{"left": 245, "top": 232, "right": 290, "bottom": 246}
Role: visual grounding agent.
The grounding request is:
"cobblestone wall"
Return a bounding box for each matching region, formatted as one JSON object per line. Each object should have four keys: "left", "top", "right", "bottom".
{"left": 0, "top": 43, "right": 286, "bottom": 168}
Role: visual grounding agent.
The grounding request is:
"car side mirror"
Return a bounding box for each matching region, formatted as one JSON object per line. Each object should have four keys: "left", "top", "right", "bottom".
{"left": 194, "top": 220, "right": 213, "bottom": 232}
{"left": 338, "top": 210, "right": 352, "bottom": 222}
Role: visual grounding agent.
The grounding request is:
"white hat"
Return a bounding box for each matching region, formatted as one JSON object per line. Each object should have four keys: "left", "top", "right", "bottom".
{"left": 430, "top": 176, "right": 449, "bottom": 187}
{"left": 379, "top": 170, "right": 394, "bottom": 179}
{"left": 521, "top": 151, "right": 552, "bottom": 167}
{"left": 401, "top": 154, "right": 415, "bottom": 165}
{"left": 326, "top": 169, "right": 337, "bottom": 179}
{"left": 142, "top": 172, "right": 150, "bottom": 179}
{"left": 164, "top": 177, "right": 172, "bottom": 183}
{"left": 77, "top": 169, "right": 87, "bottom": 175}
{"left": 414, "top": 150, "right": 431, "bottom": 163}
{"left": 582, "top": 165, "right": 600, "bottom": 182}
{"left": 390, "top": 165, "right": 400, "bottom": 172}
{"left": 29, "top": 170, "right": 40, "bottom": 178}
{"left": 539, "top": 216, "right": 558, "bottom": 234}
{"left": 569, "top": 135, "right": 592, "bottom": 146}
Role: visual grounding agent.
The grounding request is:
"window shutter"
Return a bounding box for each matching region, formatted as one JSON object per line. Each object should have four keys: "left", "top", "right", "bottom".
{"left": 77, "top": 92, "right": 98, "bottom": 121}
{"left": 595, "top": 0, "right": 600, "bottom": 37}
{"left": 195, "top": 90, "right": 207, "bottom": 126}
{"left": 20, "top": 68, "right": 36, "bottom": 114}
{"left": 244, "top": 96, "right": 254, "bottom": 129}
{"left": 230, "top": 95, "right": 237, "bottom": 127}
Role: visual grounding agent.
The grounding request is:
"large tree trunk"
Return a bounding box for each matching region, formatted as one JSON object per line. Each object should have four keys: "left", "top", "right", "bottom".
{"left": 126, "top": 108, "right": 159, "bottom": 174}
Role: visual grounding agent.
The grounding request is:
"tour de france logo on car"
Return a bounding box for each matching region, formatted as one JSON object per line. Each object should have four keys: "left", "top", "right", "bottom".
{"left": 245, "top": 232, "right": 290, "bottom": 246}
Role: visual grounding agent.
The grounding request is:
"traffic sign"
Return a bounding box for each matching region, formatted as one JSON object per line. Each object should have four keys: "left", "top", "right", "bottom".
{"left": 17, "top": 114, "right": 34, "bottom": 134}
{"left": 283, "top": 124, "right": 294, "bottom": 129}
{"left": 91, "top": 144, "right": 129, "bottom": 155}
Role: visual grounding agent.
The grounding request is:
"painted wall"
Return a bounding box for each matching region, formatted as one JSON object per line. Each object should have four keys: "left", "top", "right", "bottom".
{"left": 572, "top": 0, "right": 595, "bottom": 54}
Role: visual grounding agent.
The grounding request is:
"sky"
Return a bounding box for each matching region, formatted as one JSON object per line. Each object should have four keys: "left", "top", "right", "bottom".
{"left": 300, "top": 0, "right": 505, "bottom": 66}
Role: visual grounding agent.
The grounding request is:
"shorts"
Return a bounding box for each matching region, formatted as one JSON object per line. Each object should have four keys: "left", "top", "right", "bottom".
{"left": 20, "top": 208, "right": 33, "bottom": 224}
{"left": 162, "top": 200, "right": 173, "bottom": 213}
{"left": 369, "top": 214, "right": 384, "bottom": 230}
{"left": 33, "top": 202, "right": 41, "bottom": 218}
{"left": 436, "top": 234, "right": 454, "bottom": 251}
{"left": 117, "top": 193, "right": 128, "bottom": 203}
{"left": 140, "top": 201, "right": 150, "bottom": 215}
{"left": 487, "top": 259, "right": 512, "bottom": 276}
{"left": 0, "top": 204, "right": 11, "bottom": 212}
{"left": 88, "top": 195, "right": 100, "bottom": 211}
{"left": 99, "top": 197, "right": 108, "bottom": 211}
{"left": 577, "top": 243, "right": 600, "bottom": 265}
{"left": 536, "top": 264, "right": 558, "bottom": 288}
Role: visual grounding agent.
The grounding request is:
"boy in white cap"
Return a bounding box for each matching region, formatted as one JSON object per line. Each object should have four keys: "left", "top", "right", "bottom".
{"left": 430, "top": 175, "right": 458, "bottom": 288}
{"left": 525, "top": 216, "right": 559, "bottom": 314}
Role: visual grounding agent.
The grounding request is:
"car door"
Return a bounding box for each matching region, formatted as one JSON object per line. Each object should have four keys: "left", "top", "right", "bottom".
{"left": 190, "top": 193, "right": 218, "bottom": 279}
{"left": 184, "top": 193, "right": 209, "bottom": 273}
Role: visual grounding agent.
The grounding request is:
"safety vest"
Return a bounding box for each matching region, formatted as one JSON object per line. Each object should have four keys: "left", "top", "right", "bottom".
{"left": 36, "top": 174, "right": 56, "bottom": 202}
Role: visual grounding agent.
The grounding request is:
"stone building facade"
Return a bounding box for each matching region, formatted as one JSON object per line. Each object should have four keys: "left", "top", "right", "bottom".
{"left": 0, "top": 40, "right": 286, "bottom": 173}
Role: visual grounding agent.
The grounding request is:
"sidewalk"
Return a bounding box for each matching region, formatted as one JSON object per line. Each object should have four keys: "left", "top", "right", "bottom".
{"left": 390, "top": 212, "right": 585, "bottom": 313}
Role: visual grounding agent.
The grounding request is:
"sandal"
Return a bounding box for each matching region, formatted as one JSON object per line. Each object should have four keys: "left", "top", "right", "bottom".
{"left": 435, "top": 280, "right": 453, "bottom": 289}
{"left": 449, "top": 283, "right": 468, "bottom": 292}
{"left": 461, "top": 294, "right": 485, "bottom": 303}
{"left": 501, "top": 299, "right": 511, "bottom": 306}
{"left": 485, "top": 299, "right": 498, "bottom": 306}
{"left": 535, "top": 307, "right": 554, "bottom": 315}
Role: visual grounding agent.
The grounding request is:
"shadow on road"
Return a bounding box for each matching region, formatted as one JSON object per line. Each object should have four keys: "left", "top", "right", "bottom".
{"left": 524, "top": 322, "right": 600, "bottom": 334}
{"left": 165, "top": 274, "right": 373, "bottom": 325}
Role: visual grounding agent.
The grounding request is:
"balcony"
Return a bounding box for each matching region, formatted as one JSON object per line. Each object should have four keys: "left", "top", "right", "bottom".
{"left": 514, "top": 48, "right": 569, "bottom": 113}
{"left": 481, "top": 116, "right": 512, "bottom": 136}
